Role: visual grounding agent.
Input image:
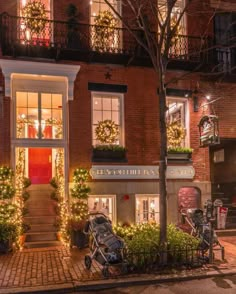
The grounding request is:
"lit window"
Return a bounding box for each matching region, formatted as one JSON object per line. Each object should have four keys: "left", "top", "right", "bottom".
{"left": 135, "top": 194, "right": 160, "bottom": 224}
{"left": 88, "top": 195, "right": 116, "bottom": 223}
{"left": 16, "top": 91, "right": 63, "bottom": 140}
{"left": 92, "top": 92, "right": 123, "bottom": 146}
{"left": 166, "top": 97, "right": 189, "bottom": 148}
{"left": 18, "top": 0, "right": 51, "bottom": 44}
{"left": 90, "top": 0, "right": 122, "bottom": 51}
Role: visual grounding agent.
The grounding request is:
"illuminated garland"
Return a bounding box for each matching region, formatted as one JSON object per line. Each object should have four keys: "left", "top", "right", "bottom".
{"left": 94, "top": 10, "right": 117, "bottom": 50}
{"left": 95, "top": 119, "right": 119, "bottom": 144}
{"left": 70, "top": 168, "right": 91, "bottom": 235}
{"left": 22, "top": 1, "right": 48, "bottom": 33}
{"left": 45, "top": 118, "right": 63, "bottom": 139}
{"left": 167, "top": 122, "right": 186, "bottom": 148}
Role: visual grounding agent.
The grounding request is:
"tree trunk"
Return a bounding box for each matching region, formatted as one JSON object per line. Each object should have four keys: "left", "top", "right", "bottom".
{"left": 158, "top": 72, "right": 168, "bottom": 246}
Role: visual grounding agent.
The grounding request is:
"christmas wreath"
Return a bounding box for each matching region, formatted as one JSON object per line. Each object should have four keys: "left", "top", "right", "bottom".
{"left": 167, "top": 122, "right": 186, "bottom": 148}
{"left": 22, "top": 1, "right": 48, "bottom": 33}
{"left": 94, "top": 10, "right": 117, "bottom": 49}
{"left": 95, "top": 119, "right": 119, "bottom": 144}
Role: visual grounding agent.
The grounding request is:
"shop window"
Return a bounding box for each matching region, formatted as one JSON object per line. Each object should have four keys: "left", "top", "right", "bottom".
{"left": 92, "top": 92, "right": 123, "bottom": 146}
{"left": 16, "top": 91, "right": 63, "bottom": 140}
{"left": 88, "top": 195, "right": 116, "bottom": 223}
{"left": 135, "top": 194, "right": 160, "bottom": 224}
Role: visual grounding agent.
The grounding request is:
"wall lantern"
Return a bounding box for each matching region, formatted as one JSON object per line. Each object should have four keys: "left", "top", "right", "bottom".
{"left": 198, "top": 115, "right": 220, "bottom": 147}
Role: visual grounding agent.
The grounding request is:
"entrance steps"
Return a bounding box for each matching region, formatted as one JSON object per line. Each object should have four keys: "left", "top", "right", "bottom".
{"left": 215, "top": 229, "right": 236, "bottom": 237}
{"left": 24, "top": 184, "right": 61, "bottom": 248}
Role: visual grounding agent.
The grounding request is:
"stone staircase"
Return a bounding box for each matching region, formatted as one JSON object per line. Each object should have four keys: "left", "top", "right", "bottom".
{"left": 24, "top": 184, "right": 61, "bottom": 248}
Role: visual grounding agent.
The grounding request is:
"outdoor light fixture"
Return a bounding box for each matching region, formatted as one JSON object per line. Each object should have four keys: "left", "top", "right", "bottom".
{"left": 206, "top": 95, "right": 211, "bottom": 100}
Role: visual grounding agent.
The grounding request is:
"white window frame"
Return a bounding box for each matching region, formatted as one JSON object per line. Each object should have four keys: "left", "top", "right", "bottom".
{"left": 91, "top": 91, "right": 125, "bottom": 146}
{"left": 166, "top": 96, "right": 190, "bottom": 148}
{"left": 135, "top": 194, "right": 160, "bottom": 224}
{"left": 88, "top": 194, "right": 116, "bottom": 224}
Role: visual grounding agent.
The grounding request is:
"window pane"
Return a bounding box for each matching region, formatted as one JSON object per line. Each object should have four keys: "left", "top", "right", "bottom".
{"left": 52, "top": 94, "right": 62, "bottom": 108}
{"left": 103, "top": 98, "right": 111, "bottom": 110}
{"left": 27, "top": 93, "right": 38, "bottom": 108}
{"left": 41, "top": 93, "right": 52, "bottom": 108}
{"left": 16, "top": 92, "right": 27, "bottom": 107}
{"left": 93, "top": 97, "right": 102, "bottom": 110}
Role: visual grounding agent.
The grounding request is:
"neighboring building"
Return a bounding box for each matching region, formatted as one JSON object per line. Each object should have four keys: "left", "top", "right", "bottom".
{"left": 0, "top": 0, "right": 236, "bottom": 246}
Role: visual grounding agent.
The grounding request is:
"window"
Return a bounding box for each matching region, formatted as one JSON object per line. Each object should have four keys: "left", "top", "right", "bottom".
{"left": 92, "top": 92, "right": 123, "bottom": 145}
{"left": 158, "top": 0, "right": 186, "bottom": 34}
{"left": 90, "top": 0, "right": 122, "bottom": 51}
{"left": 88, "top": 195, "right": 116, "bottom": 223}
{"left": 166, "top": 97, "right": 189, "bottom": 147}
{"left": 158, "top": 0, "right": 186, "bottom": 57}
{"left": 214, "top": 12, "right": 236, "bottom": 73}
{"left": 18, "top": 0, "right": 52, "bottom": 44}
{"left": 214, "top": 149, "right": 224, "bottom": 163}
{"left": 16, "top": 91, "right": 63, "bottom": 139}
{"left": 135, "top": 194, "right": 160, "bottom": 224}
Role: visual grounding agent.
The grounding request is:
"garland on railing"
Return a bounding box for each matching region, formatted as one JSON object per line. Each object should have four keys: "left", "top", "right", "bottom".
{"left": 94, "top": 10, "right": 117, "bottom": 50}
{"left": 22, "top": 1, "right": 48, "bottom": 33}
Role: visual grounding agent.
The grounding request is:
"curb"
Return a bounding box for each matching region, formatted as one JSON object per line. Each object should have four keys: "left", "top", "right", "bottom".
{"left": 1, "top": 268, "right": 236, "bottom": 294}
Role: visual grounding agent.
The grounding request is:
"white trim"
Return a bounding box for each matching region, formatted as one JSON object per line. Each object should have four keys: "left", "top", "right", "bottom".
{"left": 0, "top": 59, "right": 79, "bottom": 100}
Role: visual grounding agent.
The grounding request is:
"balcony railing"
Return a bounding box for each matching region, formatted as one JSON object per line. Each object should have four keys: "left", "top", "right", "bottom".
{"left": 0, "top": 13, "right": 208, "bottom": 67}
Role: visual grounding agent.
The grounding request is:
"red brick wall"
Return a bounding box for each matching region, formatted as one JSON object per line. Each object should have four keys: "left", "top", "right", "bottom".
{"left": 0, "top": 71, "right": 11, "bottom": 165}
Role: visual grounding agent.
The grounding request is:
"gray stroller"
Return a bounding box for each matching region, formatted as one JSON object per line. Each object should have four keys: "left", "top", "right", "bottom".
{"left": 84, "top": 212, "right": 127, "bottom": 277}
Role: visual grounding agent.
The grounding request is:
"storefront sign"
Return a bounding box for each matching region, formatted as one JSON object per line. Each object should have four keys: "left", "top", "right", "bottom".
{"left": 90, "top": 165, "right": 195, "bottom": 180}
{"left": 198, "top": 115, "right": 220, "bottom": 147}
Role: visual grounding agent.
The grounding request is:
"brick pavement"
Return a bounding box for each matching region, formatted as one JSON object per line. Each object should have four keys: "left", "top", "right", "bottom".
{"left": 0, "top": 237, "right": 236, "bottom": 293}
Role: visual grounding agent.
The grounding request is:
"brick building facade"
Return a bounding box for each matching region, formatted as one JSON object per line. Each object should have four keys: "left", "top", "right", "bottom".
{"left": 0, "top": 0, "right": 235, "bottom": 245}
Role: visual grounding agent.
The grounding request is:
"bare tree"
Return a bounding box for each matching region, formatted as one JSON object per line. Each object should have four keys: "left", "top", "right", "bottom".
{"left": 102, "top": 0, "right": 217, "bottom": 245}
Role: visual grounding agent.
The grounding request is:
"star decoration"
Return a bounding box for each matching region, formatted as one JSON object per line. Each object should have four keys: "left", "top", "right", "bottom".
{"left": 105, "top": 72, "right": 112, "bottom": 79}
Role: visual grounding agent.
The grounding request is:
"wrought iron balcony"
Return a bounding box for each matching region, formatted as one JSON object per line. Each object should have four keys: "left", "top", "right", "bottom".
{"left": 0, "top": 13, "right": 208, "bottom": 69}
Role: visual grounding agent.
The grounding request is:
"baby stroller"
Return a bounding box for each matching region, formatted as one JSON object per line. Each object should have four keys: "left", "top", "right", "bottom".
{"left": 84, "top": 212, "right": 127, "bottom": 277}
{"left": 181, "top": 208, "right": 224, "bottom": 256}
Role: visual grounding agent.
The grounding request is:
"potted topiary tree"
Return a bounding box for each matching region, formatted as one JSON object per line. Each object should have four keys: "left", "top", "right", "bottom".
{"left": 69, "top": 168, "right": 91, "bottom": 249}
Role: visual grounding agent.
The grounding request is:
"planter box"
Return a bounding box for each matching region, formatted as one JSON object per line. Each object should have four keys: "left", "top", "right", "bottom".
{"left": 0, "top": 240, "right": 12, "bottom": 254}
{"left": 167, "top": 152, "right": 192, "bottom": 161}
{"left": 71, "top": 230, "right": 88, "bottom": 249}
{"left": 92, "top": 149, "right": 127, "bottom": 162}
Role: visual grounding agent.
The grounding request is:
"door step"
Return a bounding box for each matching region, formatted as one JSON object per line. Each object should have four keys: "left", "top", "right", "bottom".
{"left": 25, "top": 232, "right": 58, "bottom": 242}
{"left": 215, "top": 229, "right": 236, "bottom": 237}
{"left": 24, "top": 240, "right": 62, "bottom": 249}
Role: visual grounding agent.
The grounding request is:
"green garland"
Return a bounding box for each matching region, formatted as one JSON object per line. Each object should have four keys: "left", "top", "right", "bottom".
{"left": 22, "top": 1, "right": 48, "bottom": 33}
{"left": 95, "top": 119, "right": 119, "bottom": 144}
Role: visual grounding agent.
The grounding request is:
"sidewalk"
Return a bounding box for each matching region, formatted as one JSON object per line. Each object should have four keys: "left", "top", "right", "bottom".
{"left": 0, "top": 236, "right": 236, "bottom": 294}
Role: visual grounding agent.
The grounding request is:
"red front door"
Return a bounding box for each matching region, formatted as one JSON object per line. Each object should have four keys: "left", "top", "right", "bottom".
{"left": 28, "top": 148, "right": 52, "bottom": 184}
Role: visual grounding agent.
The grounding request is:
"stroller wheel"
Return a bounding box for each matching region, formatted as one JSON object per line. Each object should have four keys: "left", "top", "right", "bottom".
{"left": 85, "top": 255, "right": 92, "bottom": 270}
{"left": 102, "top": 266, "right": 110, "bottom": 278}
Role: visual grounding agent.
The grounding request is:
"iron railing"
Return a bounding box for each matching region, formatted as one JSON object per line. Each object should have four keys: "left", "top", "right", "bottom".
{"left": 0, "top": 12, "right": 209, "bottom": 65}
{"left": 122, "top": 246, "right": 206, "bottom": 274}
